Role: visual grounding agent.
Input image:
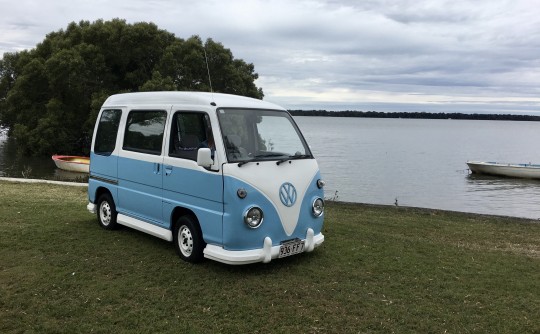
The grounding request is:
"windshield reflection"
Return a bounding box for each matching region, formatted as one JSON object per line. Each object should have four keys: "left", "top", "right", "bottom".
{"left": 218, "top": 108, "right": 312, "bottom": 164}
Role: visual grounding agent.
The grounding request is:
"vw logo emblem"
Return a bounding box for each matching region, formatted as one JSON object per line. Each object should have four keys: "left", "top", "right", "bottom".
{"left": 279, "top": 182, "right": 297, "bottom": 207}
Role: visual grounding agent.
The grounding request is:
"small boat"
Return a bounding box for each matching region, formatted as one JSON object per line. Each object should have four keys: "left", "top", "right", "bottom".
{"left": 467, "top": 161, "right": 540, "bottom": 179}
{"left": 52, "top": 155, "right": 90, "bottom": 173}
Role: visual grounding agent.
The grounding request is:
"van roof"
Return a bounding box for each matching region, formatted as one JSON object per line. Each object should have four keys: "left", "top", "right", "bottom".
{"left": 102, "top": 91, "right": 286, "bottom": 110}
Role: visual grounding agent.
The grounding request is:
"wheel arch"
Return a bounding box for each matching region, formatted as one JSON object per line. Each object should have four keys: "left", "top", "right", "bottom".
{"left": 171, "top": 207, "right": 202, "bottom": 237}
{"left": 171, "top": 208, "right": 206, "bottom": 263}
{"left": 94, "top": 186, "right": 113, "bottom": 203}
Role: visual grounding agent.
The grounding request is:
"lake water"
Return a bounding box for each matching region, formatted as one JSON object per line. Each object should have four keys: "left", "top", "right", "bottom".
{"left": 295, "top": 117, "right": 540, "bottom": 219}
{"left": 0, "top": 134, "right": 88, "bottom": 181}
{"left": 2, "top": 117, "right": 540, "bottom": 219}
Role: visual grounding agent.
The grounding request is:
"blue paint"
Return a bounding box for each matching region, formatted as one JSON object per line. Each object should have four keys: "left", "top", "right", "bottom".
{"left": 162, "top": 163, "right": 223, "bottom": 245}
{"left": 89, "top": 152, "right": 119, "bottom": 203}
{"left": 117, "top": 156, "right": 163, "bottom": 225}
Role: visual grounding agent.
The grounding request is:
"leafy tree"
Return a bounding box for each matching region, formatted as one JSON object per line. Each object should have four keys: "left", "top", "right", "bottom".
{"left": 0, "top": 19, "right": 264, "bottom": 156}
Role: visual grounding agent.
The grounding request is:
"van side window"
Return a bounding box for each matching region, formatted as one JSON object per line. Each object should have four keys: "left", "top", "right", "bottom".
{"left": 123, "top": 110, "right": 167, "bottom": 155}
{"left": 94, "top": 109, "right": 122, "bottom": 155}
{"left": 169, "top": 112, "right": 214, "bottom": 161}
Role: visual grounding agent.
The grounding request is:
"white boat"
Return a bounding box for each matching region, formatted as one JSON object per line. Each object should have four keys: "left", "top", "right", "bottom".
{"left": 467, "top": 161, "right": 540, "bottom": 179}
{"left": 52, "top": 155, "right": 90, "bottom": 173}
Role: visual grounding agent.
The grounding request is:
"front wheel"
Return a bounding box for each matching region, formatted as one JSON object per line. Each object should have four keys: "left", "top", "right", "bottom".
{"left": 173, "top": 216, "right": 205, "bottom": 263}
{"left": 96, "top": 193, "right": 118, "bottom": 230}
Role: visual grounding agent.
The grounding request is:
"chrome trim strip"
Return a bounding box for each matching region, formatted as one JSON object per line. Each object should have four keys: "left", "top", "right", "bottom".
{"left": 89, "top": 174, "right": 118, "bottom": 185}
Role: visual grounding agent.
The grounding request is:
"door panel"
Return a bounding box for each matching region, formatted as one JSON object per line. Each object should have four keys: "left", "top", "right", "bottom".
{"left": 117, "top": 109, "right": 167, "bottom": 226}
{"left": 162, "top": 109, "right": 223, "bottom": 244}
{"left": 117, "top": 154, "right": 164, "bottom": 225}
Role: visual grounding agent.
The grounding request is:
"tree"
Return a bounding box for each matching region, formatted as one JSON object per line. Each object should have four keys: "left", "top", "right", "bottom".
{"left": 0, "top": 19, "right": 264, "bottom": 156}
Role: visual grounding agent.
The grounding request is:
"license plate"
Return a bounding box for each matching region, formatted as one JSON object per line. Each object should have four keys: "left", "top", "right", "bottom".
{"left": 279, "top": 240, "right": 305, "bottom": 258}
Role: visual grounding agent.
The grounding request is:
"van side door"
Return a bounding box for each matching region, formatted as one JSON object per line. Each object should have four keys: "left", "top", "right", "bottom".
{"left": 162, "top": 110, "right": 223, "bottom": 244}
{"left": 117, "top": 109, "right": 167, "bottom": 226}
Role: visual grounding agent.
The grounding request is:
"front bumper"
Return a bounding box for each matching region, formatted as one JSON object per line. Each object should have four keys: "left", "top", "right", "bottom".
{"left": 87, "top": 202, "right": 96, "bottom": 214}
{"left": 203, "top": 228, "right": 324, "bottom": 265}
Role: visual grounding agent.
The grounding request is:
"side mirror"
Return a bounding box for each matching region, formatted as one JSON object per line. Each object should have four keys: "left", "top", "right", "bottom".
{"left": 197, "top": 148, "right": 213, "bottom": 168}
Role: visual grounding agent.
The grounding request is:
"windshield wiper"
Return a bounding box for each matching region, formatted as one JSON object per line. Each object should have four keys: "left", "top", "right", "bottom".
{"left": 237, "top": 153, "right": 304, "bottom": 167}
{"left": 238, "top": 153, "right": 281, "bottom": 167}
{"left": 237, "top": 153, "right": 282, "bottom": 167}
{"left": 237, "top": 159, "right": 254, "bottom": 167}
{"left": 276, "top": 154, "right": 311, "bottom": 165}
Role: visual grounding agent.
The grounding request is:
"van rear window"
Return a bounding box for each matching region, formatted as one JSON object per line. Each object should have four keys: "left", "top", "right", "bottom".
{"left": 94, "top": 109, "right": 122, "bottom": 155}
{"left": 123, "top": 110, "right": 166, "bottom": 155}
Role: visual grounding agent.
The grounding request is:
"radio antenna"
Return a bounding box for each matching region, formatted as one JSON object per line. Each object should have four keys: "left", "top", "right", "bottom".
{"left": 203, "top": 46, "right": 214, "bottom": 93}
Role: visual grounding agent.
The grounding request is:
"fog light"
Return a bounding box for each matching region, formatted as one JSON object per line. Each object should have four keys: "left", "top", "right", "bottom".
{"left": 312, "top": 198, "right": 324, "bottom": 217}
{"left": 244, "top": 207, "right": 264, "bottom": 228}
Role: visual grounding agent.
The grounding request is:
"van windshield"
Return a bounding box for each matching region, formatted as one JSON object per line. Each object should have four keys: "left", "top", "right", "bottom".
{"left": 217, "top": 108, "right": 312, "bottom": 163}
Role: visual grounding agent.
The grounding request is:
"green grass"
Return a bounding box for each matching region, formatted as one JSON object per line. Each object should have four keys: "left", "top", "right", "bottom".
{"left": 1, "top": 181, "right": 539, "bottom": 333}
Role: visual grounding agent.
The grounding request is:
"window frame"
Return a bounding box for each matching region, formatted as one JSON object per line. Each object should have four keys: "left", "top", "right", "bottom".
{"left": 168, "top": 110, "right": 213, "bottom": 161}
{"left": 217, "top": 107, "right": 313, "bottom": 163}
{"left": 94, "top": 109, "right": 122, "bottom": 156}
{"left": 122, "top": 109, "right": 167, "bottom": 156}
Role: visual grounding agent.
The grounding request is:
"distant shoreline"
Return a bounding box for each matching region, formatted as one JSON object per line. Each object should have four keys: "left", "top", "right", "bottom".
{"left": 288, "top": 110, "right": 540, "bottom": 121}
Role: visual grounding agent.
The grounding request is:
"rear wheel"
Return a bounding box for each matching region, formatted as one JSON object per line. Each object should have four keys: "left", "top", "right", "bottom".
{"left": 174, "top": 216, "right": 205, "bottom": 263}
{"left": 97, "top": 193, "right": 118, "bottom": 230}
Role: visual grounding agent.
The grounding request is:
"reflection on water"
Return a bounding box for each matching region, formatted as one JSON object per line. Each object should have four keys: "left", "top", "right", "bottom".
{"left": 464, "top": 174, "right": 540, "bottom": 218}
{"left": 466, "top": 173, "right": 540, "bottom": 192}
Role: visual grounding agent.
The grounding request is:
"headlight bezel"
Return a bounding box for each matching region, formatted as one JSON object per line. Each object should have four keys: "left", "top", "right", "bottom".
{"left": 243, "top": 206, "right": 264, "bottom": 228}
{"left": 312, "top": 197, "right": 324, "bottom": 217}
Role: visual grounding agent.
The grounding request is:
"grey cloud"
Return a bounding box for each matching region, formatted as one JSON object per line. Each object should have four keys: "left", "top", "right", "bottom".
{"left": 1, "top": 0, "right": 539, "bottom": 114}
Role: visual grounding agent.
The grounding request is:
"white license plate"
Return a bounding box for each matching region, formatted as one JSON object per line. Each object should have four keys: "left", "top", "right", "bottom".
{"left": 278, "top": 240, "right": 305, "bottom": 258}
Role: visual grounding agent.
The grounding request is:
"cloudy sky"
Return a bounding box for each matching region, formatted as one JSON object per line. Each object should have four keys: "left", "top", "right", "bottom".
{"left": 1, "top": 0, "right": 540, "bottom": 114}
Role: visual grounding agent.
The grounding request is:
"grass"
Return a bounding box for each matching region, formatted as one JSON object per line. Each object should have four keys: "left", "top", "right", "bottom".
{"left": 0, "top": 181, "right": 539, "bottom": 333}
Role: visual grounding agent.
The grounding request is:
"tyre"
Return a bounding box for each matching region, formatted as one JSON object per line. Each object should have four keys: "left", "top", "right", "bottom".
{"left": 96, "top": 193, "right": 118, "bottom": 230}
{"left": 174, "top": 216, "right": 205, "bottom": 263}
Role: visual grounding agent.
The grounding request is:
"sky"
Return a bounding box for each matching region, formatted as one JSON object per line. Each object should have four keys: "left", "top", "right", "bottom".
{"left": 1, "top": 0, "right": 540, "bottom": 114}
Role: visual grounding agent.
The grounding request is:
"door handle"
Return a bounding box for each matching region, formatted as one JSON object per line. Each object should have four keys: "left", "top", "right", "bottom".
{"left": 154, "top": 163, "right": 161, "bottom": 175}
{"left": 165, "top": 165, "right": 173, "bottom": 176}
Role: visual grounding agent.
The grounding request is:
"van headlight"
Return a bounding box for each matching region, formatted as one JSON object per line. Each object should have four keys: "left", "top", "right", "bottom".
{"left": 312, "top": 198, "right": 324, "bottom": 217}
{"left": 244, "top": 206, "right": 264, "bottom": 228}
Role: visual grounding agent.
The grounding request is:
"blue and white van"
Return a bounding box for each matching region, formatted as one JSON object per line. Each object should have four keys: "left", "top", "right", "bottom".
{"left": 87, "top": 92, "right": 325, "bottom": 264}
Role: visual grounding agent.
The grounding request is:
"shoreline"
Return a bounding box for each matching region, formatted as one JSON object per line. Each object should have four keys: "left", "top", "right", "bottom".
{"left": 0, "top": 176, "right": 88, "bottom": 187}
{"left": 331, "top": 200, "right": 539, "bottom": 224}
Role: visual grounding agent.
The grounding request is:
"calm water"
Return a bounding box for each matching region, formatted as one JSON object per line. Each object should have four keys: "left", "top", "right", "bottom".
{"left": 295, "top": 117, "right": 540, "bottom": 219}
{"left": 0, "top": 134, "right": 87, "bottom": 181}
{"left": 3, "top": 118, "right": 540, "bottom": 219}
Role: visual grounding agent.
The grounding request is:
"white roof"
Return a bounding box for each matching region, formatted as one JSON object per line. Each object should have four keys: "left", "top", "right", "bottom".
{"left": 102, "top": 91, "right": 285, "bottom": 110}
